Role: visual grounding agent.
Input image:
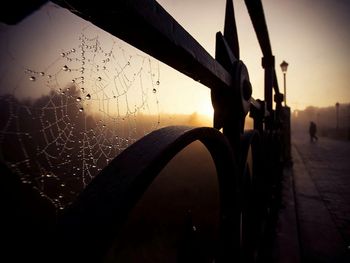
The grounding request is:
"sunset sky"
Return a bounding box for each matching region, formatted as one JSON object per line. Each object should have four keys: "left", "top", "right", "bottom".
{"left": 157, "top": 0, "right": 350, "bottom": 111}
{"left": 0, "top": 0, "right": 349, "bottom": 117}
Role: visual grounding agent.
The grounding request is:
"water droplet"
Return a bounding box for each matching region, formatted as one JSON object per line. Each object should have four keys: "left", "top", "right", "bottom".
{"left": 40, "top": 72, "right": 45, "bottom": 76}
{"left": 152, "top": 88, "right": 157, "bottom": 93}
{"left": 62, "top": 65, "right": 69, "bottom": 71}
{"left": 81, "top": 88, "right": 85, "bottom": 92}
{"left": 97, "top": 77, "right": 102, "bottom": 81}
{"left": 76, "top": 97, "right": 82, "bottom": 102}
{"left": 80, "top": 67, "right": 85, "bottom": 72}
{"left": 71, "top": 48, "right": 76, "bottom": 52}
{"left": 46, "top": 174, "right": 52, "bottom": 178}
{"left": 102, "top": 124, "right": 106, "bottom": 128}
{"left": 29, "top": 76, "right": 36, "bottom": 81}
{"left": 81, "top": 77, "right": 84, "bottom": 80}
{"left": 156, "top": 80, "right": 160, "bottom": 85}
{"left": 61, "top": 53, "right": 65, "bottom": 57}
{"left": 127, "top": 61, "right": 130, "bottom": 65}
{"left": 47, "top": 75, "right": 52, "bottom": 79}
{"left": 79, "top": 107, "right": 84, "bottom": 112}
{"left": 71, "top": 79, "right": 75, "bottom": 83}
{"left": 59, "top": 195, "right": 63, "bottom": 199}
{"left": 85, "top": 94, "right": 91, "bottom": 100}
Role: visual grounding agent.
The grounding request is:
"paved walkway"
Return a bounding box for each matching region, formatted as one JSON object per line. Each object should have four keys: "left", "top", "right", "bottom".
{"left": 275, "top": 133, "right": 350, "bottom": 263}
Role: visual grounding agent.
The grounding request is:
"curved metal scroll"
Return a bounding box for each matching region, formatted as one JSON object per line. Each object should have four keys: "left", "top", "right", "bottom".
{"left": 55, "top": 126, "right": 240, "bottom": 262}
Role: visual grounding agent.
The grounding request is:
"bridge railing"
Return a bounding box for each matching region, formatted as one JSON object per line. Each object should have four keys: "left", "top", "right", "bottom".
{"left": 1, "top": 0, "right": 291, "bottom": 262}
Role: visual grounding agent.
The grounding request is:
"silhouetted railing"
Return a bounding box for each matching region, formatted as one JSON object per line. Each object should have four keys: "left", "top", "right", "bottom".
{"left": 1, "top": 0, "right": 292, "bottom": 262}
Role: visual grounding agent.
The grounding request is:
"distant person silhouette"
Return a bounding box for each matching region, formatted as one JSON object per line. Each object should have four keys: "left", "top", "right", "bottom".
{"left": 309, "top": 121, "right": 318, "bottom": 142}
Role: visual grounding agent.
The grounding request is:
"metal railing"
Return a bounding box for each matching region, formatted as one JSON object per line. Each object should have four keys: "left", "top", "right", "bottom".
{"left": 1, "top": 0, "right": 292, "bottom": 262}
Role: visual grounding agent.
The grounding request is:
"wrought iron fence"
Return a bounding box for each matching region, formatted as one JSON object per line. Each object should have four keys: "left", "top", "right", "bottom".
{"left": 1, "top": 0, "right": 291, "bottom": 262}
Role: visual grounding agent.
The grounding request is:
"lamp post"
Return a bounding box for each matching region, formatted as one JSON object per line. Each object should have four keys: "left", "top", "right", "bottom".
{"left": 336, "top": 102, "right": 340, "bottom": 130}
{"left": 280, "top": 60, "right": 289, "bottom": 106}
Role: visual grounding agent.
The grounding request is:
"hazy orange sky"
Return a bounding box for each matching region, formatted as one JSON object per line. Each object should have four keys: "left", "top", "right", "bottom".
{"left": 0, "top": 0, "right": 349, "bottom": 117}
{"left": 157, "top": 0, "right": 350, "bottom": 111}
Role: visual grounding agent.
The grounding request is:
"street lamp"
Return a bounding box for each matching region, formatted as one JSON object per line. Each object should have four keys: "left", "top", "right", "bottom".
{"left": 336, "top": 102, "right": 340, "bottom": 130}
{"left": 280, "top": 60, "right": 289, "bottom": 106}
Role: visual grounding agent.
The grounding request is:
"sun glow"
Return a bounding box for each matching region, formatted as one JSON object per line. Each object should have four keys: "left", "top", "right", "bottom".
{"left": 198, "top": 99, "right": 214, "bottom": 119}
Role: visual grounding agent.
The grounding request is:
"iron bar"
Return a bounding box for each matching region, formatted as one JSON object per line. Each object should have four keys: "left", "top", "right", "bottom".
{"left": 54, "top": 0, "right": 233, "bottom": 92}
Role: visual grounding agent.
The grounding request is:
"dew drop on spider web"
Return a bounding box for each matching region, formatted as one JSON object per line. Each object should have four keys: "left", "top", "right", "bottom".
{"left": 1, "top": 28, "right": 162, "bottom": 211}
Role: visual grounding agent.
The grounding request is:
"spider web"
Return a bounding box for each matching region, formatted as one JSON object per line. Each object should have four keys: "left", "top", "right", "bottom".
{"left": 0, "top": 7, "right": 161, "bottom": 210}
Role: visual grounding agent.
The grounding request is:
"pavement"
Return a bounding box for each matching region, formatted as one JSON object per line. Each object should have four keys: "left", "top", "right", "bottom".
{"left": 273, "top": 133, "right": 350, "bottom": 263}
